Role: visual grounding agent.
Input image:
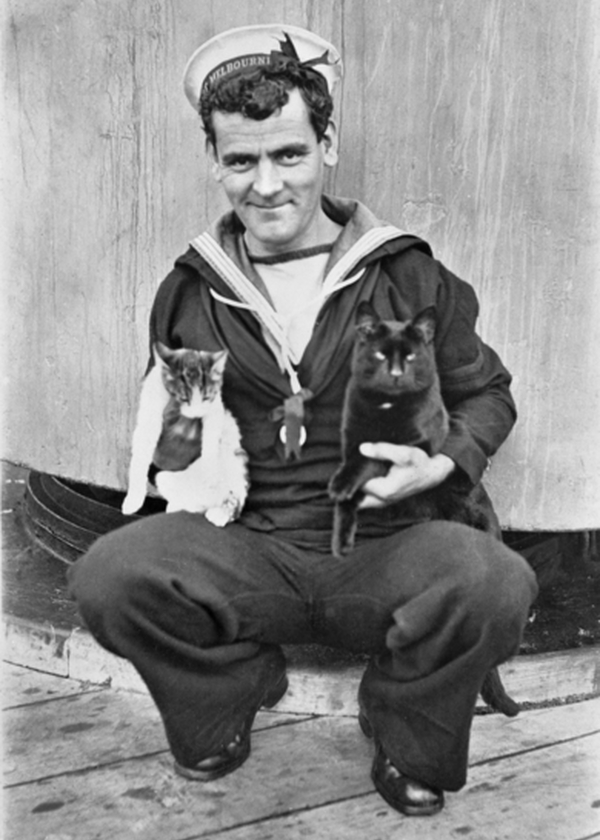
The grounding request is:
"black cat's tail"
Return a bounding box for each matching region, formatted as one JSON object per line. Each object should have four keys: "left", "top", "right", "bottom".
{"left": 480, "top": 667, "right": 520, "bottom": 717}
{"left": 332, "top": 498, "right": 360, "bottom": 558}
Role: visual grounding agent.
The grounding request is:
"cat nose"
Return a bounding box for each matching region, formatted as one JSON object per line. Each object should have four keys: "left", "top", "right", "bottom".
{"left": 390, "top": 363, "right": 403, "bottom": 378}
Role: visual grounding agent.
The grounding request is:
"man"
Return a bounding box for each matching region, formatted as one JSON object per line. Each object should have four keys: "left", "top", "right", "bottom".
{"left": 68, "top": 24, "right": 538, "bottom": 817}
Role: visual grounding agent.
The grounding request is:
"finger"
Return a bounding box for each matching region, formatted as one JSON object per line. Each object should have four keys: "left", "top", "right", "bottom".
{"left": 362, "top": 470, "right": 418, "bottom": 505}
{"left": 361, "top": 475, "right": 396, "bottom": 500}
{"left": 359, "top": 442, "right": 414, "bottom": 463}
{"left": 358, "top": 492, "right": 386, "bottom": 509}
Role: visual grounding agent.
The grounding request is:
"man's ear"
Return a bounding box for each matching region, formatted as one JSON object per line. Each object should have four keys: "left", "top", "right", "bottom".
{"left": 321, "top": 120, "right": 339, "bottom": 167}
{"left": 207, "top": 142, "right": 223, "bottom": 183}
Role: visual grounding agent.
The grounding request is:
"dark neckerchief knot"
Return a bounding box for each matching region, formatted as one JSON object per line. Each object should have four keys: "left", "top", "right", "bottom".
{"left": 269, "top": 387, "right": 314, "bottom": 460}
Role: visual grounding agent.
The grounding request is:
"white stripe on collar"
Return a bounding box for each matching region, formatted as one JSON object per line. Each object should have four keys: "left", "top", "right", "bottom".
{"left": 208, "top": 288, "right": 253, "bottom": 309}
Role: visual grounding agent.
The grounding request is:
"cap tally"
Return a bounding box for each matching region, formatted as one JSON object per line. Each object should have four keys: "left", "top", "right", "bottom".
{"left": 183, "top": 23, "right": 343, "bottom": 110}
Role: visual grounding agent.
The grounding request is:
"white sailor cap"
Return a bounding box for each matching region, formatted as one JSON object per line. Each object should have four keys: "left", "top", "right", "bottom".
{"left": 183, "top": 23, "right": 343, "bottom": 110}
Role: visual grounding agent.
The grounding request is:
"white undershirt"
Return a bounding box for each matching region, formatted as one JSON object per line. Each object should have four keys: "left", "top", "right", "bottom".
{"left": 252, "top": 252, "right": 330, "bottom": 364}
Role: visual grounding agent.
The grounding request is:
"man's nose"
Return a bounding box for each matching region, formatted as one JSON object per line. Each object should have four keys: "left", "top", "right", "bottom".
{"left": 252, "top": 160, "right": 283, "bottom": 197}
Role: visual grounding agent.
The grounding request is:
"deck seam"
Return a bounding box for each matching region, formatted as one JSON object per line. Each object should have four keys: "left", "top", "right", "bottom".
{"left": 1, "top": 708, "right": 314, "bottom": 791}
{"left": 2, "top": 748, "right": 172, "bottom": 790}
{"left": 2, "top": 686, "right": 109, "bottom": 711}
{"left": 470, "top": 726, "right": 600, "bottom": 768}
{"left": 176, "top": 788, "right": 378, "bottom": 840}
{"left": 175, "top": 727, "right": 600, "bottom": 840}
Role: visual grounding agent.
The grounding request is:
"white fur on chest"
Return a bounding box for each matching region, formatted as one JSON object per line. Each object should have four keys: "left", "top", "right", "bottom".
{"left": 155, "top": 403, "right": 248, "bottom": 524}
{"left": 122, "top": 362, "right": 248, "bottom": 525}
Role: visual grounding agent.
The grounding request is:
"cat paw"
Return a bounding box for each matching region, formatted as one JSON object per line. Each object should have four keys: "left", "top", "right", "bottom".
{"left": 165, "top": 502, "right": 185, "bottom": 513}
{"left": 205, "top": 507, "right": 233, "bottom": 527}
{"left": 328, "top": 474, "right": 354, "bottom": 502}
{"left": 331, "top": 534, "right": 353, "bottom": 558}
{"left": 121, "top": 492, "right": 143, "bottom": 515}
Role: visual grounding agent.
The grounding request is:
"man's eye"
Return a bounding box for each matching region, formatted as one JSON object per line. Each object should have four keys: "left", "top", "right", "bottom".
{"left": 278, "top": 150, "right": 302, "bottom": 165}
{"left": 226, "top": 158, "right": 253, "bottom": 172}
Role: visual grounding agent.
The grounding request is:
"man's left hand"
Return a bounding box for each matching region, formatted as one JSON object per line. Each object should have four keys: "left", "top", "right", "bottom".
{"left": 358, "top": 443, "right": 456, "bottom": 509}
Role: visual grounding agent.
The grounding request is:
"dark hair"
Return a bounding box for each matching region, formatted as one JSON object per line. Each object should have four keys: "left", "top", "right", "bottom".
{"left": 199, "top": 64, "right": 333, "bottom": 148}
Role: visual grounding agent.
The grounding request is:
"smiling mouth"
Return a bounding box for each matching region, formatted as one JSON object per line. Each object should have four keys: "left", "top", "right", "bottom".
{"left": 251, "top": 201, "right": 291, "bottom": 210}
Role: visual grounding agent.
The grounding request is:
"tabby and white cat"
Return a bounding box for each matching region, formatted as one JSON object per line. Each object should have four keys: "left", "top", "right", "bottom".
{"left": 122, "top": 342, "right": 248, "bottom": 526}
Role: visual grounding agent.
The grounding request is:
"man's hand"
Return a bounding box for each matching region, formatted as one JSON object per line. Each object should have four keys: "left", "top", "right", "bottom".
{"left": 358, "top": 443, "right": 456, "bottom": 509}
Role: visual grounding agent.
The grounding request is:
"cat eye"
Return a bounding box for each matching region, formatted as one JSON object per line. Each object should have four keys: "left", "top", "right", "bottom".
{"left": 405, "top": 353, "right": 416, "bottom": 363}
{"left": 374, "top": 351, "right": 386, "bottom": 361}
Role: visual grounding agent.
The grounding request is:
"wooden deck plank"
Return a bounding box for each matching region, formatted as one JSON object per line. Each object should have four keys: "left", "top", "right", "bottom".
{"left": 209, "top": 732, "right": 600, "bottom": 840}
{"left": 275, "top": 647, "right": 600, "bottom": 716}
{"left": 3, "top": 683, "right": 311, "bottom": 787}
{"left": 3, "top": 716, "right": 373, "bottom": 840}
{"left": 5, "top": 668, "right": 597, "bottom": 791}
{"left": 2, "top": 662, "right": 103, "bottom": 709}
{"left": 3, "top": 688, "right": 167, "bottom": 787}
{"left": 469, "top": 698, "right": 600, "bottom": 764}
{"left": 4, "top": 698, "right": 599, "bottom": 840}
{"left": 6, "top": 614, "right": 600, "bottom": 713}
{"left": 498, "top": 648, "right": 600, "bottom": 707}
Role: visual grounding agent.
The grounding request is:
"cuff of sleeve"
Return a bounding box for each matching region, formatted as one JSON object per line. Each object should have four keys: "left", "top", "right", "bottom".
{"left": 439, "top": 423, "right": 490, "bottom": 486}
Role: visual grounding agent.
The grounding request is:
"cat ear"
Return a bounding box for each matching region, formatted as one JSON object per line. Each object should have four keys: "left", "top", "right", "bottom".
{"left": 153, "top": 341, "right": 175, "bottom": 366}
{"left": 210, "top": 349, "right": 229, "bottom": 376}
{"left": 411, "top": 306, "right": 437, "bottom": 344}
{"left": 356, "top": 301, "right": 379, "bottom": 336}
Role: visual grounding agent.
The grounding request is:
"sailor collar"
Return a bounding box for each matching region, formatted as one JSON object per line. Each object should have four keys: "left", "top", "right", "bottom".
{"left": 188, "top": 196, "right": 412, "bottom": 458}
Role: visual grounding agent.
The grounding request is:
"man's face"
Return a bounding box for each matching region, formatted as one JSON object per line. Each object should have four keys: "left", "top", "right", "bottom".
{"left": 210, "top": 88, "right": 338, "bottom": 256}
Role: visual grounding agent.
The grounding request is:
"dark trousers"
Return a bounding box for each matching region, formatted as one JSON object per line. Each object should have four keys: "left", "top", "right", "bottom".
{"left": 67, "top": 514, "right": 538, "bottom": 791}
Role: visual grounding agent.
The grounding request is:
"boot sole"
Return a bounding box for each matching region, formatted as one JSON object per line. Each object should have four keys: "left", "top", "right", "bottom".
{"left": 360, "top": 711, "right": 444, "bottom": 817}
{"left": 175, "top": 673, "right": 289, "bottom": 782}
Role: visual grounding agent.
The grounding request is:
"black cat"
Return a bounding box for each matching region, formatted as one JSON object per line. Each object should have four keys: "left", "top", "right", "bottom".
{"left": 329, "top": 300, "right": 500, "bottom": 554}
{"left": 329, "top": 301, "right": 519, "bottom": 716}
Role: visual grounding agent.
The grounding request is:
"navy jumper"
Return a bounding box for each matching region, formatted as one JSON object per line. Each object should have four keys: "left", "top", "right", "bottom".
{"left": 68, "top": 196, "right": 538, "bottom": 791}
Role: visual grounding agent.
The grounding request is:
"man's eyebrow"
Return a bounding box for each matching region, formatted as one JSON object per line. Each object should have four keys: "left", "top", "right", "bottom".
{"left": 220, "top": 150, "right": 258, "bottom": 165}
{"left": 275, "top": 142, "right": 310, "bottom": 156}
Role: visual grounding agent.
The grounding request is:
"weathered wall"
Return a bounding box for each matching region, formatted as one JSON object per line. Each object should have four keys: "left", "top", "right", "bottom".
{"left": 3, "top": 0, "right": 599, "bottom": 529}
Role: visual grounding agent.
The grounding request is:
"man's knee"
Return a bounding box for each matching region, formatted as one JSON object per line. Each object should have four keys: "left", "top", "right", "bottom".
{"left": 68, "top": 515, "right": 251, "bottom": 652}
{"left": 428, "top": 521, "right": 538, "bottom": 635}
{"left": 383, "top": 521, "right": 537, "bottom": 662}
{"left": 400, "top": 521, "right": 538, "bottom": 623}
{"left": 68, "top": 523, "right": 152, "bottom": 629}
